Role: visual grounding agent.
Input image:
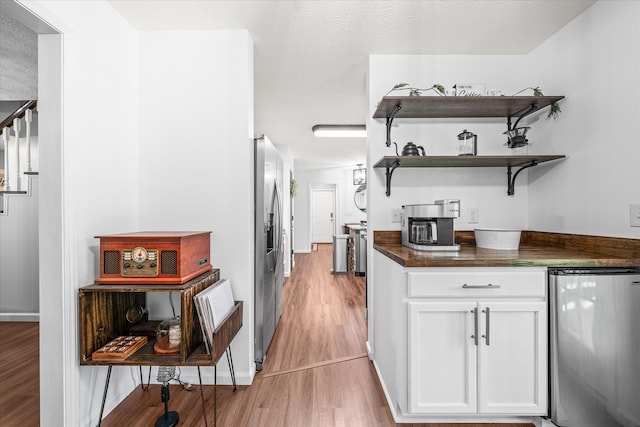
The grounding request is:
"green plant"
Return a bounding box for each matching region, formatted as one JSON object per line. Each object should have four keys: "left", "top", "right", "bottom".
{"left": 290, "top": 178, "right": 297, "bottom": 198}
{"left": 512, "top": 86, "right": 561, "bottom": 119}
{"left": 385, "top": 82, "right": 446, "bottom": 97}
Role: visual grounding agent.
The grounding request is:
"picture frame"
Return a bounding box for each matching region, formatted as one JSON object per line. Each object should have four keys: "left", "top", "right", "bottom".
{"left": 353, "top": 168, "right": 366, "bottom": 185}
{"left": 456, "top": 83, "right": 485, "bottom": 96}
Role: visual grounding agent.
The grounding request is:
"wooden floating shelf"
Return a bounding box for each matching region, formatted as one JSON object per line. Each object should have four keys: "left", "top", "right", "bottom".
{"left": 373, "top": 155, "right": 565, "bottom": 169}
{"left": 373, "top": 95, "right": 565, "bottom": 119}
{"left": 373, "top": 155, "right": 566, "bottom": 196}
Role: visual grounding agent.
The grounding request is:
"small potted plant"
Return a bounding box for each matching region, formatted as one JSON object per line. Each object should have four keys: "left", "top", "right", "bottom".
{"left": 385, "top": 82, "right": 446, "bottom": 97}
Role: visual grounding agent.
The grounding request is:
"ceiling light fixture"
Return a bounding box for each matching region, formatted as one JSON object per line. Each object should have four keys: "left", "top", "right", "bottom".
{"left": 312, "top": 124, "right": 366, "bottom": 138}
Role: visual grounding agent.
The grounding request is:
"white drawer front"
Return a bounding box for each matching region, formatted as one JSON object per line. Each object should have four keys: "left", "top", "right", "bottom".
{"left": 407, "top": 268, "right": 546, "bottom": 298}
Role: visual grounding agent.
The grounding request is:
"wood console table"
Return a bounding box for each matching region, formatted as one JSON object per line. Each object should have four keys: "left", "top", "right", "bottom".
{"left": 79, "top": 270, "right": 243, "bottom": 426}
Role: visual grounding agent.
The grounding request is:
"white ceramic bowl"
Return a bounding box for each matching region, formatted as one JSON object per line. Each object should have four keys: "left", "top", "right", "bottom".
{"left": 474, "top": 228, "right": 521, "bottom": 250}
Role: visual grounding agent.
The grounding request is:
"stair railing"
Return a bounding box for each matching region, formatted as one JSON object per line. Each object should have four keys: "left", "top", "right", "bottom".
{"left": 1, "top": 100, "right": 37, "bottom": 192}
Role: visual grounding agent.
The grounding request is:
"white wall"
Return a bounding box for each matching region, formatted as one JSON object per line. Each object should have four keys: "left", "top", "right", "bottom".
{"left": 0, "top": 7, "right": 40, "bottom": 319}
{"left": 293, "top": 166, "right": 367, "bottom": 253}
{"left": 137, "top": 29, "right": 255, "bottom": 386}
{"left": 0, "top": 177, "right": 38, "bottom": 319}
{"left": 526, "top": 0, "right": 640, "bottom": 238}
{"left": 20, "top": 1, "right": 139, "bottom": 426}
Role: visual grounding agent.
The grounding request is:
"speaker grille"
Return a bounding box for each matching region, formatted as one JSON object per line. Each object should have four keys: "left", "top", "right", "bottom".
{"left": 103, "top": 250, "right": 120, "bottom": 274}
{"left": 161, "top": 250, "right": 178, "bottom": 275}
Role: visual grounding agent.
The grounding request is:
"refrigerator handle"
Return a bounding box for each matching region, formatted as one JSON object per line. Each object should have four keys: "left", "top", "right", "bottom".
{"left": 482, "top": 307, "right": 490, "bottom": 345}
{"left": 274, "top": 183, "right": 282, "bottom": 263}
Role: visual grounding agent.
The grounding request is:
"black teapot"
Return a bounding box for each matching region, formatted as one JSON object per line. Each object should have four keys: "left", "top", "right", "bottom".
{"left": 401, "top": 142, "right": 426, "bottom": 156}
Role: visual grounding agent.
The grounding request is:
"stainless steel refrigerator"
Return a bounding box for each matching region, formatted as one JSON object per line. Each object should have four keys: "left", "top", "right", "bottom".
{"left": 254, "top": 135, "right": 284, "bottom": 370}
{"left": 549, "top": 268, "right": 640, "bottom": 427}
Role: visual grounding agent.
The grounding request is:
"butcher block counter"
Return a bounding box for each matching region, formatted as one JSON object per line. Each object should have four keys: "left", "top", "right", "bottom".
{"left": 373, "top": 230, "right": 640, "bottom": 267}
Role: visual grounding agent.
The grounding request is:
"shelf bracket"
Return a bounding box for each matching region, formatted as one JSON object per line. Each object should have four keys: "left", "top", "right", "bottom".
{"left": 506, "top": 103, "right": 539, "bottom": 131}
{"left": 507, "top": 161, "right": 538, "bottom": 196}
{"left": 385, "top": 160, "right": 400, "bottom": 197}
{"left": 385, "top": 103, "right": 402, "bottom": 147}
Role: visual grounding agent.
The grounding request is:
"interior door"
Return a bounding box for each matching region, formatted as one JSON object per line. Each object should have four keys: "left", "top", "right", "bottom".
{"left": 311, "top": 188, "right": 335, "bottom": 243}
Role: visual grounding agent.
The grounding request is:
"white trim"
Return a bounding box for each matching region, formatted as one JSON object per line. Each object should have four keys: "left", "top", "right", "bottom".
{"left": 0, "top": 313, "right": 39, "bottom": 321}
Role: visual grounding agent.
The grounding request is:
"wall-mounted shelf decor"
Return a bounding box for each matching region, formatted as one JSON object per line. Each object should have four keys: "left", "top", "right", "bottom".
{"left": 373, "top": 155, "right": 566, "bottom": 196}
{"left": 373, "top": 95, "right": 565, "bottom": 147}
{"left": 372, "top": 95, "right": 566, "bottom": 196}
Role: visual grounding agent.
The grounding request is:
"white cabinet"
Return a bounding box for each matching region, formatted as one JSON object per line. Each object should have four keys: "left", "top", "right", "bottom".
{"left": 409, "top": 301, "right": 478, "bottom": 413}
{"left": 407, "top": 268, "right": 548, "bottom": 416}
{"left": 478, "top": 301, "right": 547, "bottom": 414}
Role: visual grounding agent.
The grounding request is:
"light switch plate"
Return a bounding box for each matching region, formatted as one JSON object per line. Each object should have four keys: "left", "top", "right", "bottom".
{"left": 468, "top": 207, "right": 479, "bottom": 224}
{"left": 391, "top": 208, "right": 402, "bottom": 223}
{"left": 631, "top": 203, "right": 640, "bottom": 227}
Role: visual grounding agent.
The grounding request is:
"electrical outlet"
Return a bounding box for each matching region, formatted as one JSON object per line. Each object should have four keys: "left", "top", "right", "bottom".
{"left": 468, "top": 207, "right": 479, "bottom": 224}
{"left": 631, "top": 203, "right": 640, "bottom": 227}
{"left": 391, "top": 208, "right": 402, "bottom": 223}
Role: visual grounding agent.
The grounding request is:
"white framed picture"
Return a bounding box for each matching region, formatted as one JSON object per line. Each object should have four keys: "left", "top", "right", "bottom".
{"left": 456, "top": 83, "right": 485, "bottom": 96}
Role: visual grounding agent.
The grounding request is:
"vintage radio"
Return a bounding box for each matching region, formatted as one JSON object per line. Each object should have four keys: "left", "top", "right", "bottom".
{"left": 95, "top": 231, "right": 212, "bottom": 284}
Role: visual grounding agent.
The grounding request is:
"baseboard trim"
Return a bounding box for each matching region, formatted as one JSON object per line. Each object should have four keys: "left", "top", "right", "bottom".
{"left": 0, "top": 313, "right": 39, "bottom": 322}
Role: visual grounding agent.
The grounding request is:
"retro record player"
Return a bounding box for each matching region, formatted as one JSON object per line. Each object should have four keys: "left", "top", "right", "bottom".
{"left": 95, "top": 231, "right": 212, "bottom": 284}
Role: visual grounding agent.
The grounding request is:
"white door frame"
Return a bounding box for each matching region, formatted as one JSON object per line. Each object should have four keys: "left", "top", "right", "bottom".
{"left": 309, "top": 183, "right": 337, "bottom": 245}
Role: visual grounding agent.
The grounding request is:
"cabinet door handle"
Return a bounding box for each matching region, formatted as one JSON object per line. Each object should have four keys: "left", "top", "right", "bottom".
{"left": 471, "top": 307, "right": 478, "bottom": 346}
{"left": 462, "top": 283, "right": 501, "bottom": 289}
{"left": 481, "top": 307, "right": 491, "bottom": 346}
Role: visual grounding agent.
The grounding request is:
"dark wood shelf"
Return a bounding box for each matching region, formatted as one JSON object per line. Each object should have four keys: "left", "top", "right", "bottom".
{"left": 80, "top": 301, "right": 243, "bottom": 367}
{"left": 371, "top": 95, "right": 566, "bottom": 196}
{"left": 373, "top": 155, "right": 565, "bottom": 169}
{"left": 373, "top": 95, "right": 565, "bottom": 119}
{"left": 79, "top": 269, "right": 243, "bottom": 366}
{"left": 374, "top": 155, "right": 566, "bottom": 196}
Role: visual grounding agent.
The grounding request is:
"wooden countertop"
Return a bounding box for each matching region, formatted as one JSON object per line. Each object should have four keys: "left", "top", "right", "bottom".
{"left": 373, "top": 230, "right": 640, "bottom": 268}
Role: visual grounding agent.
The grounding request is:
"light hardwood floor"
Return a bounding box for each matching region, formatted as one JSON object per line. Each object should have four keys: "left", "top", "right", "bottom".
{"left": 0, "top": 244, "right": 535, "bottom": 427}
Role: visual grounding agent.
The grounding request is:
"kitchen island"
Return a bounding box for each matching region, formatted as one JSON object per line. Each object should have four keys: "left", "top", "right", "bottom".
{"left": 369, "top": 230, "right": 640, "bottom": 424}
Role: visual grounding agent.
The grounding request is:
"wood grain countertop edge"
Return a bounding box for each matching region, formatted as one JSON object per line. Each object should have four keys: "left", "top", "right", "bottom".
{"left": 373, "top": 230, "right": 640, "bottom": 268}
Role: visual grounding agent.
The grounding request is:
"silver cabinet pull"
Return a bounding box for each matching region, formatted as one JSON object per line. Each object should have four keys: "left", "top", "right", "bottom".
{"left": 462, "top": 283, "right": 501, "bottom": 289}
{"left": 471, "top": 307, "right": 478, "bottom": 346}
{"left": 632, "top": 281, "right": 640, "bottom": 286}
{"left": 481, "top": 307, "right": 491, "bottom": 345}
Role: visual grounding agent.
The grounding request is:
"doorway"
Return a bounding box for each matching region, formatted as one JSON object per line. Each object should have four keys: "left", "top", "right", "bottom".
{"left": 310, "top": 185, "right": 336, "bottom": 244}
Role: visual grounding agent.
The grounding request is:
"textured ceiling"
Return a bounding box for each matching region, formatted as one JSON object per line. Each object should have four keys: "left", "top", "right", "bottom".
{"left": 111, "top": 0, "right": 595, "bottom": 170}
{"left": 0, "top": 10, "right": 38, "bottom": 101}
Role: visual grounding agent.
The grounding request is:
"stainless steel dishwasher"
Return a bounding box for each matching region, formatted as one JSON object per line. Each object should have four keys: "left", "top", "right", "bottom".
{"left": 549, "top": 268, "right": 640, "bottom": 427}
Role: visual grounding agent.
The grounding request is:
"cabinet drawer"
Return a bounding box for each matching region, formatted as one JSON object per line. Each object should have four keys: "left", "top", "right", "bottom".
{"left": 407, "top": 268, "right": 546, "bottom": 298}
